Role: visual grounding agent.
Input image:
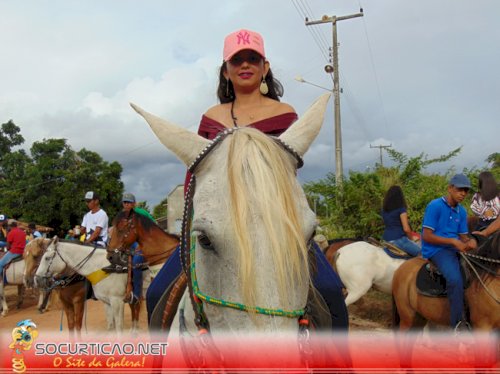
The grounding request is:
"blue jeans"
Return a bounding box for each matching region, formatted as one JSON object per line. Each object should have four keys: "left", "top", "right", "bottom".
{"left": 389, "top": 236, "right": 421, "bottom": 257}
{"left": 430, "top": 249, "right": 464, "bottom": 327}
{"left": 146, "top": 244, "right": 349, "bottom": 329}
{"left": 0, "top": 252, "right": 22, "bottom": 281}
{"left": 132, "top": 253, "right": 145, "bottom": 299}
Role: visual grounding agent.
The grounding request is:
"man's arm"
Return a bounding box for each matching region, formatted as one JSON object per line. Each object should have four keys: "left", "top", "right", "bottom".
{"left": 422, "top": 228, "right": 472, "bottom": 253}
{"left": 85, "top": 226, "right": 102, "bottom": 244}
{"left": 473, "top": 216, "right": 500, "bottom": 237}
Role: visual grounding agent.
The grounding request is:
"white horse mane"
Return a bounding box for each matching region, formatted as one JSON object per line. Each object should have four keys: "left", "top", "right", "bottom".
{"left": 227, "top": 127, "right": 310, "bottom": 309}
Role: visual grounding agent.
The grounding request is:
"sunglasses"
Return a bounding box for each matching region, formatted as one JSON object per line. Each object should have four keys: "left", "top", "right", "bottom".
{"left": 228, "top": 51, "right": 263, "bottom": 66}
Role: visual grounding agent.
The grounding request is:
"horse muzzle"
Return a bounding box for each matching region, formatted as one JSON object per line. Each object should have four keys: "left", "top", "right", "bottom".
{"left": 35, "top": 275, "right": 53, "bottom": 289}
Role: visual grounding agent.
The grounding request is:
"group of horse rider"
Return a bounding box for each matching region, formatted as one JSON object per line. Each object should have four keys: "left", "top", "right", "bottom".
{"left": 381, "top": 171, "right": 499, "bottom": 332}
{"left": 81, "top": 190, "right": 152, "bottom": 305}
{"left": 0, "top": 217, "right": 42, "bottom": 282}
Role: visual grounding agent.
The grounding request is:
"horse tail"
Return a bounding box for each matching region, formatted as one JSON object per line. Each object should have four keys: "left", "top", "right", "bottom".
{"left": 391, "top": 295, "right": 400, "bottom": 329}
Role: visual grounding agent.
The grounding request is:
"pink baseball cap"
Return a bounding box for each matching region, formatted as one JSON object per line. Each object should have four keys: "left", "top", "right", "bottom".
{"left": 223, "top": 29, "right": 266, "bottom": 62}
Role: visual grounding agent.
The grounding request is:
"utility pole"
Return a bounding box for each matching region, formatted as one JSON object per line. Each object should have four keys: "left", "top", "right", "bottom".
{"left": 305, "top": 10, "right": 363, "bottom": 188}
{"left": 370, "top": 144, "right": 392, "bottom": 166}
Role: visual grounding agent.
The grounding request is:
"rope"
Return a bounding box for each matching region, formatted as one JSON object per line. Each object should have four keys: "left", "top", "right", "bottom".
{"left": 464, "top": 252, "right": 500, "bottom": 264}
{"left": 460, "top": 252, "right": 500, "bottom": 304}
{"left": 59, "top": 309, "right": 64, "bottom": 331}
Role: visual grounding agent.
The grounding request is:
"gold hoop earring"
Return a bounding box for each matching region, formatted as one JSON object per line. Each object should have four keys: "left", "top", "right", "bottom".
{"left": 259, "top": 76, "right": 269, "bottom": 95}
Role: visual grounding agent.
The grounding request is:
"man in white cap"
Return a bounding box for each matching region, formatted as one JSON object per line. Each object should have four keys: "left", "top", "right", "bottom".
{"left": 81, "top": 191, "right": 108, "bottom": 247}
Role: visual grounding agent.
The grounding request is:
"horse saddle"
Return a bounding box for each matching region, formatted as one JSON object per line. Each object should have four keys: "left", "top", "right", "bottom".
{"left": 366, "top": 237, "right": 412, "bottom": 259}
{"left": 416, "top": 262, "right": 470, "bottom": 297}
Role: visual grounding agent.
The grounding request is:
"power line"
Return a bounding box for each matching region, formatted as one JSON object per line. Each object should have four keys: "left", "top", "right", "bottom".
{"left": 370, "top": 143, "right": 392, "bottom": 166}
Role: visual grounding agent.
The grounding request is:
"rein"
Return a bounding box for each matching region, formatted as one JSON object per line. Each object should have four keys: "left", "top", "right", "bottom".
{"left": 111, "top": 214, "right": 176, "bottom": 265}
{"left": 40, "top": 241, "right": 102, "bottom": 287}
{"left": 460, "top": 234, "right": 500, "bottom": 303}
{"left": 180, "top": 128, "right": 310, "bottom": 333}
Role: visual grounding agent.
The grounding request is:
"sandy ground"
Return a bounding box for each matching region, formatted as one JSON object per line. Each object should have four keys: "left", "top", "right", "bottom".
{"left": 0, "top": 284, "right": 388, "bottom": 335}
{"left": 0, "top": 286, "right": 149, "bottom": 335}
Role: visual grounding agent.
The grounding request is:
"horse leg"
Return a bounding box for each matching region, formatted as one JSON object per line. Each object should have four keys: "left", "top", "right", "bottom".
{"left": 105, "top": 303, "right": 115, "bottom": 330}
{"left": 0, "top": 282, "right": 7, "bottom": 316}
{"left": 130, "top": 302, "right": 140, "bottom": 334}
{"left": 110, "top": 299, "right": 124, "bottom": 333}
{"left": 74, "top": 298, "right": 85, "bottom": 339}
{"left": 343, "top": 279, "right": 372, "bottom": 306}
{"left": 16, "top": 284, "right": 25, "bottom": 309}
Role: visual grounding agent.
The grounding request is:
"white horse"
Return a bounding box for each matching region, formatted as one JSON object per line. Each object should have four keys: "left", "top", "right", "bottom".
{"left": 0, "top": 246, "right": 49, "bottom": 317}
{"left": 335, "top": 241, "right": 406, "bottom": 305}
{"left": 35, "top": 238, "right": 126, "bottom": 332}
{"left": 130, "top": 94, "right": 330, "bottom": 341}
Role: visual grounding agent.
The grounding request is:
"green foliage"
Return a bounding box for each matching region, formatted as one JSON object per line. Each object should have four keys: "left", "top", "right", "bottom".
{"left": 0, "top": 121, "right": 24, "bottom": 167}
{"left": 0, "top": 132, "right": 124, "bottom": 231}
{"left": 305, "top": 147, "right": 494, "bottom": 239}
{"left": 152, "top": 196, "right": 168, "bottom": 219}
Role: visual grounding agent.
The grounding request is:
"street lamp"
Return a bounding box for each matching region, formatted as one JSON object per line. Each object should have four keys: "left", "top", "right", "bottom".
{"left": 294, "top": 76, "right": 332, "bottom": 92}
{"left": 295, "top": 75, "right": 343, "bottom": 187}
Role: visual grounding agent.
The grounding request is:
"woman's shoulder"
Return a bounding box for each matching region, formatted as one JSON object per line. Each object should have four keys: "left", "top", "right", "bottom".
{"left": 203, "top": 103, "right": 232, "bottom": 127}
{"left": 204, "top": 103, "right": 228, "bottom": 118}
{"left": 265, "top": 99, "right": 296, "bottom": 115}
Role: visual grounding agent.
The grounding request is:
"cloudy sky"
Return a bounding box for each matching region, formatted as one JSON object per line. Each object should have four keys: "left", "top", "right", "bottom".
{"left": 1, "top": 0, "right": 498, "bottom": 208}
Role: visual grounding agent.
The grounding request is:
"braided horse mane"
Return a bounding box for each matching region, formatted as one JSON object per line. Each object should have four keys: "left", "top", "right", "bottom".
{"left": 226, "top": 127, "right": 310, "bottom": 310}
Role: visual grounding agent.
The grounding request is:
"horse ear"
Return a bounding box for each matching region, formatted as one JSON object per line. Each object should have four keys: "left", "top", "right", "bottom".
{"left": 130, "top": 103, "right": 210, "bottom": 167}
{"left": 279, "top": 93, "right": 330, "bottom": 157}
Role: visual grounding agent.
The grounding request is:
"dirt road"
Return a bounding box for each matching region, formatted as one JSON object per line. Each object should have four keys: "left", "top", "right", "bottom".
{"left": 0, "top": 285, "right": 389, "bottom": 334}
{"left": 0, "top": 286, "right": 148, "bottom": 335}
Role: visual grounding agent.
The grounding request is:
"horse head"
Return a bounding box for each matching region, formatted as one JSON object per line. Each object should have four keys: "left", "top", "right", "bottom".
{"left": 131, "top": 94, "right": 329, "bottom": 334}
{"left": 34, "top": 237, "right": 66, "bottom": 289}
{"left": 108, "top": 209, "right": 139, "bottom": 252}
{"left": 23, "top": 238, "right": 51, "bottom": 288}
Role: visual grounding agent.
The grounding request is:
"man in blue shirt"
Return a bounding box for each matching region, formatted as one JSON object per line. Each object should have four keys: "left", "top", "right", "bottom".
{"left": 421, "top": 174, "right": 477, "bottom": 332}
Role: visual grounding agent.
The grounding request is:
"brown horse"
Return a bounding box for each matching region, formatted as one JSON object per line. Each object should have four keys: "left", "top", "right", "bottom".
{"left": 392, "top": 231, "right": 500, "bottom": 367}
{"left": 392, "top": 231, "right": 499, "bottom": 331}
{"left": 108, "top": 209, "right": 179, "bottom": 331}
{"left": 24, "top": 238, "right": 87, "bottom": 337}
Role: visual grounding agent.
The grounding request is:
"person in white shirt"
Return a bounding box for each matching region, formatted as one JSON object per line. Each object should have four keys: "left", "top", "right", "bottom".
{"left": 81, "top": 191, "right": 108, "bottom": 247}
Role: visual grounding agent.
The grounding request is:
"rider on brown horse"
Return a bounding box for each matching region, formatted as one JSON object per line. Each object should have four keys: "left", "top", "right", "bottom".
{"left": 421, "top": 174, "right": 478, "bottom": 333}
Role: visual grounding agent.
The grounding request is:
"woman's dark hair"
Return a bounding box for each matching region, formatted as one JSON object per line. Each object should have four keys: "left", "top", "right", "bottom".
{"left": 478, "top": 171, "right": 499, "bottom": 201}
{"left": 216, "top": 61, "right": 284, "bottom": 103}
{"left": 382, "top": 185, "right": 407, "bottom": 212}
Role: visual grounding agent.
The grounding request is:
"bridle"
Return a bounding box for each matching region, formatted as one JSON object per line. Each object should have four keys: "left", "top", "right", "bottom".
{"left": 38, "top": 240, "right": 100, "bottom": 290}
{"left": 109, "top": 212, "right": 178, "bottom": 266}
{"left": 179, "top": 127, "right": 314, "bottom": 365}
{"left": 460, "top": 232, "right": 500, "bottom": 304}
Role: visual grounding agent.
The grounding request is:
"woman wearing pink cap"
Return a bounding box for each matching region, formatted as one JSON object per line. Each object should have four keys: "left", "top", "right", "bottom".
{"left": 147, "top": 29, "right": 348, "bottom": 331}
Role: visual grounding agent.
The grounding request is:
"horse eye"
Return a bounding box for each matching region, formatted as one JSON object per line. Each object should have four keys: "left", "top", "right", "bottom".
{"left": 197, "top": 233, "right": 214, "bottom": 251}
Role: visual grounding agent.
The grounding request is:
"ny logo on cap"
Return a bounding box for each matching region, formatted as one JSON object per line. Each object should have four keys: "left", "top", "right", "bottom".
{"left": 236, "top": 31, "right": 251, "bottom": 45}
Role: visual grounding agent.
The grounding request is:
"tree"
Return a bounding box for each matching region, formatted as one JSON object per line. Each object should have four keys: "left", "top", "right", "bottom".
{"left": 304, "top": 147, "right": 469, "bottom": 239}
{"left": 153, "top": 197, "right": 168, "bottom": 219}
{"left": 0, "top": 136, "right": 124, "bottom": 231}
{"left": 0, "top": 120, "right": 24, "bottom": 162}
